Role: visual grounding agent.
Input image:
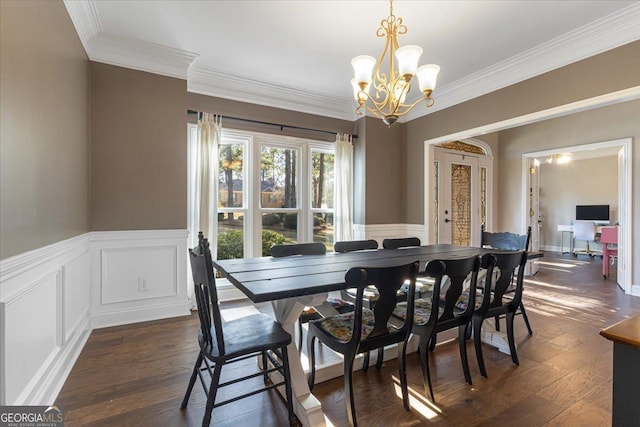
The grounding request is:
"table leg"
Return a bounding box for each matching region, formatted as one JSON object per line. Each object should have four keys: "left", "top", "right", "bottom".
{"left": 270, "top": 294, "right": 328, "bottom": 427}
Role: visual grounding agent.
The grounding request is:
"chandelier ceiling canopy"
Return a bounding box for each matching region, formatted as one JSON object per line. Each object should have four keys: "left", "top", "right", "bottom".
{"left": 351, "top": 0, "right": 440, "bottom": 126}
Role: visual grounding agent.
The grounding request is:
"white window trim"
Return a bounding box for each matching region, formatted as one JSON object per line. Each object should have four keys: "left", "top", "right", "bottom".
{"left": 188, "top": 126, "right": 336, "bottom": 260}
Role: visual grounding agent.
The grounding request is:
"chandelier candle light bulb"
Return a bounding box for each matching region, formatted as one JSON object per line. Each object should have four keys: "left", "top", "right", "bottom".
{"left": 351, "top": 0, "right": 440, "bottom": 126}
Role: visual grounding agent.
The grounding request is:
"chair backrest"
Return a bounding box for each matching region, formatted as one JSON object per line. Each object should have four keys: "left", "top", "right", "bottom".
{"left": 189, "top": 232, "right": 225, "bottom": 353}
{"left": 600, "top": 226, "right": 618, "bottom": 244}
{"left": 481, "top": 224, "right": 531, "bottom": 251}
{"left": 424, "top": 254, "right": 482, "bottom": 324}
{"left": 345, "top": 261, "right": 419, "bottom": 344}
{"left": 573, "top": 220, "right": 597, "bottom": 241}
{"left": 270, "top": 242, "right": 326, "bottom": 258}
{"left": 477, "top": 251, "right": 528, "bottom": 313}
{"left": 382, "top": 237, "right": 421, "bottom": 249}
{"left": 334, "top": 239, "right": 378, "bottom": 253}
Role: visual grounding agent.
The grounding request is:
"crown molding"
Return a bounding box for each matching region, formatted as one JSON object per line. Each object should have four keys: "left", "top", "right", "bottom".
{"left": 188, "top": 67, "right": 356, "bottom": 121}
{"left": 402, "top": 3, "right": 640, "bottom": 123}
{"left": 63, "top": 0, "right": 102, "bottom": 53}
{"left": 89, "top": 33, "right": 199, "bottom": 80}
{"left": 64, "top": 1, "right": 640, "bottom": 121}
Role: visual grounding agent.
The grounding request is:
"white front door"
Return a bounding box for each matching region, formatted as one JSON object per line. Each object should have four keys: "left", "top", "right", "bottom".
{"left": 435, "top": 150, "right": 480, "bottom": 246}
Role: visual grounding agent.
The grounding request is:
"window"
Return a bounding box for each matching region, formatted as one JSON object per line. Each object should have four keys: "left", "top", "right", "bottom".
{"left": 188, "top": 125, "right": 336, "bottom": 259}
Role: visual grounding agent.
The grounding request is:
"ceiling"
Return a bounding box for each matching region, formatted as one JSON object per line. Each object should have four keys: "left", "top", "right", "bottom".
{"left": 64, "top": 1, "right": 640, "bottom": 122}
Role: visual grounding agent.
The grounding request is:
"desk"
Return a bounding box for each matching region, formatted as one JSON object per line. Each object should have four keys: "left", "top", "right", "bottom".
{"left": 213, "top": 244, "right": 482, "bottom": 426}
{"left": 557, "top": 224, "right": 604, "bottom": 254}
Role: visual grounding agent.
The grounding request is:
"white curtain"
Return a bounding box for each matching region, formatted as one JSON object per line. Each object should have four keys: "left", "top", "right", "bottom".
{"left": 334, "top": 133, "right": 353, "bottom": 242}
{"left": 195, "top": 113, "right": 222, "bottom": 259}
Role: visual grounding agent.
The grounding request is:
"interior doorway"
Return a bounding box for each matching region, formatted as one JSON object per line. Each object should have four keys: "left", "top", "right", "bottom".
{"left": 431, "top": 140, "right": 493, "bottom": 246}
{"left": 522, "top": 138, "right": 632, "bottom": 294}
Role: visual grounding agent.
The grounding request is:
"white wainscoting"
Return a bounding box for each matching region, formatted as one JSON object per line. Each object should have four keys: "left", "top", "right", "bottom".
{"left": 0, "top": 229, "right": 191, "bottom": 406}
{"left": 0, "top": 234, "right": 91, "bottom": 406}
{"left": 90, "top": 230, "right": 190, "bottom": 329}
{"left": 353, "top": 223, "right": 427, "bottom": 245}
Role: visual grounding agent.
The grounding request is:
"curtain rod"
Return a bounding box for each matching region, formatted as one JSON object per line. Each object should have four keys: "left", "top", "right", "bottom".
{"left": 187, "top": 109, "right": 357, "bottom": 139}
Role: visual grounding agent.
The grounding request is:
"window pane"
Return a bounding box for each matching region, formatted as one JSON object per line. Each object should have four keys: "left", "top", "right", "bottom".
{"left": 261, "top": 213, "right": 297, "bottom": 255}
{"left": 311, "top": 152, "right": 334, "bottom": 209}
{"left": 219, "top": 144, "right": 244, "bottom": 208}
{"left": 261, "top": 147, "right": 297, "bottom": 208}
{"left": 217, "top": 212, "right": 244, "bottom": 259}
{"left": 313, "top": 213, "right": 334, "bottom": 251}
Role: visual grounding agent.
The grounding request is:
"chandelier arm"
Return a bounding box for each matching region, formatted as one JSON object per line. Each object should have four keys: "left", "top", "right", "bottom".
{"left": 392, "top": 96, "right": 435, "bottom": 117}
{"left": 357, "top": 89, "right": 389, "bottom": 112}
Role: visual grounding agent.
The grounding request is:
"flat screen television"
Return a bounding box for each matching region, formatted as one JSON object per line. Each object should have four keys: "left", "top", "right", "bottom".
{"left": 576, "top": 205, "right": 610, "bottom": 223}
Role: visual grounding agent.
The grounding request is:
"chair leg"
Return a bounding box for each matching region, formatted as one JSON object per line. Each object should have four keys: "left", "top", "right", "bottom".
{"left": 418, "top": 336, "right": 435, "bottom": 402}
{"left": 362, "top": 351, "right": 370, "bottom": 372}
{"left": 519, "top": 302, "right": 533, "bottom": 335}
{"left": 280, "top": 345, "right": 296, "bottom": 425}
{"left": 473, "top": 317, "right": 487, "bottom": 378}
{"left": 344, "top": 354, "right": 358, "bottom": 427}
{"left": 506, "top": 312, "right": 519, "bottom": 366}
{"left": 307, "top": 334, "right": 317, "bottom": 391}
{"left": 375, "top": 347, "right": 384, "bottom": 370}
{"left": 458, "top": 324, "right": 472, "bottom": 385}
{"left": 428, "top": 334, "right": 437, "bottom": 352}
{"left": 298, "top": 320, "right": 304, "bottom": 352}
{"left": 181, "top": 353, "right": 203, "bottom": 408}
{"left": 262, "top": 351, "right": 269, "bottom": 385}
{"left": 202, "top": 363, "right": 222, "bottom": 427}
{"left": 494, "top": 315, "right": 501, "bottom": 332}
{"left": 398, "top": 341, "right": 410, "bottom": 411}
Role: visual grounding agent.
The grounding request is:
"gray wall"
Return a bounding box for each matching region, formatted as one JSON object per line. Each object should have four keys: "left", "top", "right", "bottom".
{"left": 539, "top": 156, "right": 618, "bottom": 249}
{"left": 404, "top": 40, "right": 640, "bottom": 224}
{"left": 90, "top": 63, "right": 188, "bottom": 231}
{"left": 0, "top": 0, "right": 90, "bottom": 259}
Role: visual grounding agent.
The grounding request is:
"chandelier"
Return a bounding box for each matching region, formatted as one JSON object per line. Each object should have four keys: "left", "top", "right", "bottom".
{"left": 351, "top": 0, "right": 440, "bottom": 126}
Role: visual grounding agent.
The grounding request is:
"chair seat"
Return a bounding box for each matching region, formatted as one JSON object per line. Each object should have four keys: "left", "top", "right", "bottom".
{"left": 314, "top": 308, "right": 379, "bottom": 342}
{"left": 199, "top": 313, "right": 291, "bottom": 360}
{"left": 393, "top": 295, "right": 470, "bottom": 325}
{"left": 299, "top": 297, "right": 354, "bottom": 323}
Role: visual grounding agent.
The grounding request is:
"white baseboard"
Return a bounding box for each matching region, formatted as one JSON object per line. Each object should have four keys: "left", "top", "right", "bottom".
{"left": 91, "top": 301, "right": 190, "bottom": 329}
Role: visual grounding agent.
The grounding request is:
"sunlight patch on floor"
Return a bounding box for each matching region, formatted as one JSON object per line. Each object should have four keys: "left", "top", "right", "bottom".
{"left": 526, "top": 289, "right": 603, "bottom": 309}
{"left": 538, "top": 261, "right": 579, "bottom": 268}
{"left": 537, "top": 266, "right": 575, "bottom": 274}
{"left": 524, "top": 278, "right": 572, "bottom": 291}
{"left": 391, "top": 376, "right": 442, "bottom": 420}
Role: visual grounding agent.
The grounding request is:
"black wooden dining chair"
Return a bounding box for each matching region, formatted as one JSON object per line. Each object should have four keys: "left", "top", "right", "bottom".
{"left": 480, "top": 225, "right": 533, "bottom": 335}
{"left": 307, "top": 261, "right": 420, "bottom": 427}
{"left": 182, "top": 233, "right": 295, "bottom": 426}
{"left": 382, "top": 237, "right": 434, "bottom": 295}
{"left": 392, "top": 254, "right": 483, "bottom": 401}
{"left": 472, "top": 250, "right": 528, "bottom": 378}
{"left": 270, "top": 242, "right": 354, "bottom": 351}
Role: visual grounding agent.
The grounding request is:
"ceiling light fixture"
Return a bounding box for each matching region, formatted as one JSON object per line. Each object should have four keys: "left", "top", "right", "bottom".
{"left": 351, "top": 0, "right": 440, "bottom": 126}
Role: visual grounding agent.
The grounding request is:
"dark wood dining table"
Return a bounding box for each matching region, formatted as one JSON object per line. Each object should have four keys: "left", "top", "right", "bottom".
{"left": 212, "top": 244, "right": 487, "bottom": 426}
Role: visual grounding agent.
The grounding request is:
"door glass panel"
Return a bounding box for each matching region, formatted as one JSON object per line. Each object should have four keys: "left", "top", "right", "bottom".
{"left": 261, "top": 147, "right": 298, "bottom": 208}
{"left": 311, "top": 151, "right": 335, "bottom": 209}
{"left": 217, "top": 212, "right": 244, "bottom": 259}
{"left": 218, "top": 144, "right": 244, "bottom": 208}
{"left": 451, "top": 163, "right": 471, "bottom": 246}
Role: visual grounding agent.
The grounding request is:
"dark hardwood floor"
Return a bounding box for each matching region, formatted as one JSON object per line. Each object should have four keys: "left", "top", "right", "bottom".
{"left": 56, "top": 252, "right": 638, "bottom": 426}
